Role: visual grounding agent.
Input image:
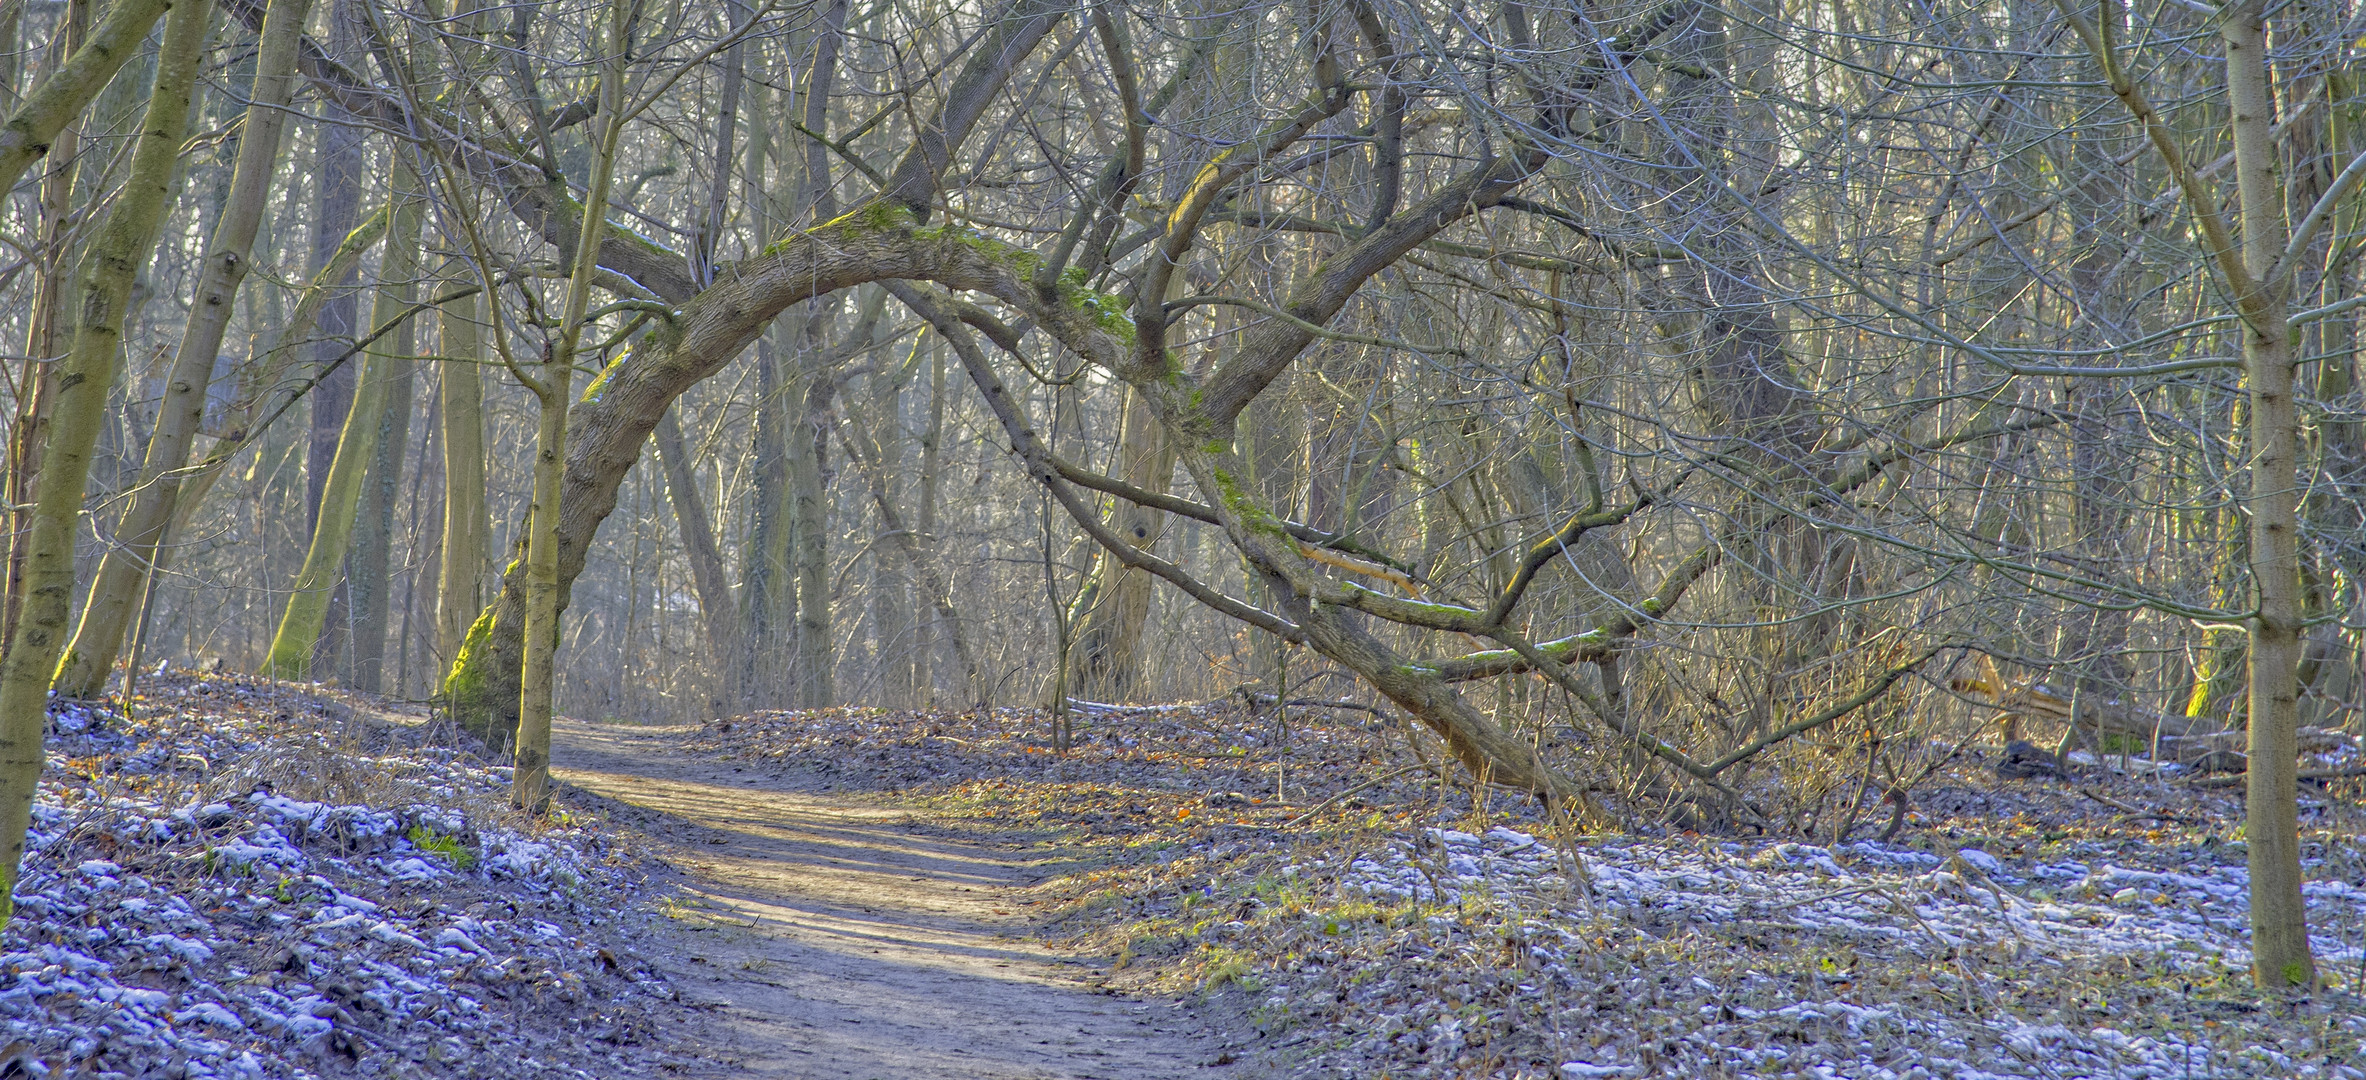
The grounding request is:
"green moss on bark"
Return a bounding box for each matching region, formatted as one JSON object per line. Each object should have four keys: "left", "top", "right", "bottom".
{"left": 439, "top": 604, "right": 512, "bottom": 751}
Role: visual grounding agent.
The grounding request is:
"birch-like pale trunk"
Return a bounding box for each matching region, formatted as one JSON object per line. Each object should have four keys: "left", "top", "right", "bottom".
{"left": 0, "top": 0, "right": 209, "bottom": 919}
{"left": 55, "top": 0, "right": 317, "bottom": 698}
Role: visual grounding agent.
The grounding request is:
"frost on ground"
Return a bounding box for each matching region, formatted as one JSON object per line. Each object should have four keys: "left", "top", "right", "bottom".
{"left": 690, "top": 703, "right": 2366, "bottom": 1080}
{"left": 2, "top": 672, "right": 690, "bottom": 1080}
{"left": 1284, "top": 828, "right": 2360, "bottom": 1078}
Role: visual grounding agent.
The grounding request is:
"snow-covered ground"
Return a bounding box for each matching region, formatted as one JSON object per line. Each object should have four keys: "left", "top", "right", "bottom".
{"left": 681, "top": 703, "right": 2366, "bottom": 1079}
{"left": 1, "top": 677, "right": 688, "bottom": 1079}
{"left": 1276, "top": 827, "right": 2363, "bottom": 1078}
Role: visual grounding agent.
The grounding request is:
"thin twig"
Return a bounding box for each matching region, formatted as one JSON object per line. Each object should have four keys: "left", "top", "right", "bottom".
{"left": 1284, "top": 764, "right": 1427, "bottom": 828}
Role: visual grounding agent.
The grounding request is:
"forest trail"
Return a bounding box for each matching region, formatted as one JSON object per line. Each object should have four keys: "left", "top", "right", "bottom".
{"left": 550, "top": 718, "right": 1256, "bottom": 1080}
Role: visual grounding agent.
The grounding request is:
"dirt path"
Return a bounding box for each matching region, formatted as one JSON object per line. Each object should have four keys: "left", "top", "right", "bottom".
{"left": 552, "top": 718, "right": 1261, "bottom": 1080}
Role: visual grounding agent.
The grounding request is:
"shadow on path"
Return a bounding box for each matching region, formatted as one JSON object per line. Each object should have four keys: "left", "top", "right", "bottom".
{"left": 553, "top": 718, "right": 1254, "bottom": 1080}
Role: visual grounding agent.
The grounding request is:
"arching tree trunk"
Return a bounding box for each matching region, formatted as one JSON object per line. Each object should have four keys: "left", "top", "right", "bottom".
{"left": 437, "top": 0, "right": 1053, "bottom": 742}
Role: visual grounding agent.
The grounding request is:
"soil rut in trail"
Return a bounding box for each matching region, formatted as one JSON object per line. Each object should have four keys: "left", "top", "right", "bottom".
{"left": 552, "top": 719, "right": 1252, "bottom": 1079}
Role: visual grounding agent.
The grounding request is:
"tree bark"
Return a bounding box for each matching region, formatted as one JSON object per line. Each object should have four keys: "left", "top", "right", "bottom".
{"left": 652, "top": 408, "right": 738, "bottom": 689}
{"left": 866, "top": 366, "right": 914, "bottom": 703}
{"left": 516, "top": 0, "right": 630, "bottom": 813}
{"left": 916, "top": 340, "right": 945, "bottom": 705}
{"left": 265, "top": 172, "right": 425, "bottom": 681}
{"left": 788, "top": 361, "right": 835, "bottom": 708}
{"left": 739, "top": 338, "right": 793, "bottom": 703}
{"left": 347, "top": 159, "right": 427, "bottom": 693}
{"left": 303, "top": 0, "right": 368, "bottom": 676}
{"left": 56, "top": 0, "right": 317, "bottom": 699}
{"left": 2224, "top": 0, "right": 2313, "bottom": 990}
{"left": 0, "top": 0, "right": 208, "bottom": 920}
{"left": 2, "top": 0, "right": 89, "bottom": 657}
{"left": 786, "top": 7, "right": 846, "bottom": 710}
{"left": 1065, "top": 386, "right": 1172, "bottom": 700}
{"left": 434, "top": 275, "right": 488, "bottom": 674}
{"left": 0, "top": 0, "right": 168, "bottom": 198}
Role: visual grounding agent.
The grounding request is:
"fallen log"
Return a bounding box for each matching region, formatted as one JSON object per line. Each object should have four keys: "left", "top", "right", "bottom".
{"left": 1951, "top": 661, "right": 2357, "bottom": 771}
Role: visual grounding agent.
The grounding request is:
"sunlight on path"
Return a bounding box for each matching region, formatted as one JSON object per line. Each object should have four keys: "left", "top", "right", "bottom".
{"left": 552, "top": 719, "right": 1248, "bottom": 1080}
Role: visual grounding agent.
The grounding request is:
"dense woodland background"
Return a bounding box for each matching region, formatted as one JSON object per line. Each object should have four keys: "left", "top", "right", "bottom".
{"left": 0, "top": 0, "right": 2354, "bottom": 986}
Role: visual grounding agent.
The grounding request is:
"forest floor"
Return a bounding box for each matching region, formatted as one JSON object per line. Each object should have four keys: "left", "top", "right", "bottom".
{"left": 0, "top": 672, "right": 1270, "bottom": 1080}
{"left": 680, "top": 700, "right": 2366, "bottom": 1080}
{"left": 0, "top": 672, "right": 695, "bottom": 1080}
{"left": 6, "top": 672, "right": 2363, "bottom": 1078}
{"left": 550, "top": 717, "right": 1267, "bottom": 1079}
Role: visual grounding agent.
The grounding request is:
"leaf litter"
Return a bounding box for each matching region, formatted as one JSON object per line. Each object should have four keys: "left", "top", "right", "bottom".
{"left": 1, "top": 670, "right": 697, "bottom": 1079}
{"left": 18, "top": 670, "right": 2353, "bottom": 1079}
{"left": 687, "top": 700, "right": 2366, "bottom": 1079}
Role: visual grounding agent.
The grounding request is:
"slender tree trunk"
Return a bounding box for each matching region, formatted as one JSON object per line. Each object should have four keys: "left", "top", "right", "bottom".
{"left": 731, "top": 70, "right": 789, "bottom": 707}
{"left": 1066, "top": 386, "right": 1173, "bottom": 700}
{"left": 347, "top": 160, "right": 427, "bottom": 693}
{"left": 434, "top": 275, "right": 488, "bottom": 672}
{"left": 741, "top": 338, "right": 793, "bottom": 702}
{"left": 916, "top": 340, "right": 944, "bottom": 705}
{"left": 788, "top": 370, "right": 835, "bottom": 708}
{"left": 653, "top": 408, "right": 739, "bottom": 689}
{"left": 305, "top": 0, "right": 367, "bottom": 677}
{"left": 837, "top": 415, "right": 985, "bottom": 708}
{"left": 0, "top": 0, "right": 208, "bottom": 920}
{"left": 2, "top": 0, "right": 88, "bottom": 656}
{"left": 868, "top": 365, "right": 914, "bottom": 702}
{"left": 516, "top": 0, "right": 631, "bottom": 812}
{"left": 788, "top": 6, "right": 845, "bottom": 710}
{"left": 55, "top": 0, "right": 317, "bottom": 698}
{"left": 691, "top": 0, "right": 746, "bottom": 286}
{"left": 266, "top": 184, "right": 431, "bottom": 680}
{"left": 0, "top": 0, "right": 18, "bottom": 110}
{"left": 2224, "top": 0, "right": 2313, "bottom": 990}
